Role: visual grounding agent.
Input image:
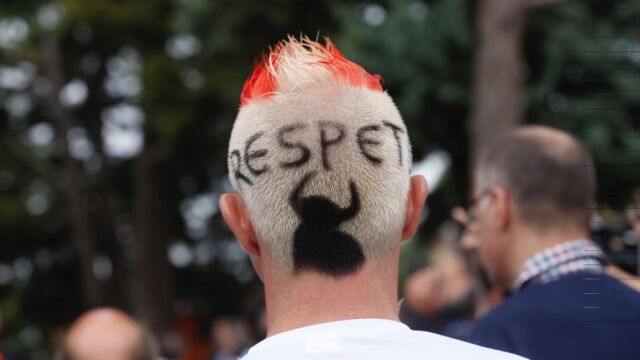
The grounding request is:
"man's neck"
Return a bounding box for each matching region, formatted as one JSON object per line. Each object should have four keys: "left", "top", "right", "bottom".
{"left": 262, "top": 260, "right": 400, "bottom": 336}
{"left": 508, "top": 225, "right": 590, "bottom": 288}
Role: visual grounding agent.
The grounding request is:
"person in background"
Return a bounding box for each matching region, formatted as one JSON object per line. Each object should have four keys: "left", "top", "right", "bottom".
{"left": 463, "top": 126, "right": 640, "bottom": 359}
{"left": 209, "top": 318, "right": 247, "bottom": 360}
{"left": 0, "top": 308, "right": 3, "bottom": 360}
{"left": 1, "top": 308, "right": 3, "bottom": 360}
{"left": 0, "top": 308, "right": 28, "bottom": 360}
{"left": 175, "top": 312, "right": 208, "bottom": 360}
{"left": 219, "top": 35, "right": 523, "bottom": 359}
{"left": 56, "top": 308, "right": 158, "bottom": 360}
{"left": 400, "top": 222, "right": 479, "bottom": 340}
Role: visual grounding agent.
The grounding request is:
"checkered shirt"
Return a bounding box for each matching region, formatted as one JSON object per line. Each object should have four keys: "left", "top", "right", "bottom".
{"left": 513, "top": 239, "right": 608, "bottom": 290}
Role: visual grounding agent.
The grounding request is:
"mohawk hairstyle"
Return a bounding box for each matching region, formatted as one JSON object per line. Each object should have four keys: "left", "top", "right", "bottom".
{"left": 240, "top": 35, "right": 383, "bottom": 106}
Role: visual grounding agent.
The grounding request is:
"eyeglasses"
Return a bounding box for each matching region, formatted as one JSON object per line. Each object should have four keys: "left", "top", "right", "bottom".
{"left": 464, "top": 188, "right": 493, "bottom": 224}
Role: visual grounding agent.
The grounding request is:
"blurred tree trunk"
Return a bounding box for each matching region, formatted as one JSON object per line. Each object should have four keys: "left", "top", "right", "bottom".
{"left": 133, "top": 124, "right": 174, "bottom": 338}
{"left": 100, "top": 179, "right": 131, "bottom": 309}
{"left": 84, "top": 61, "right": 131, "bottom": 310}
{"left": 41, "top": 36, "right": 101, "bottom": 307}
{"left": 469, "top": 0, "right": 562, "bottom": 177}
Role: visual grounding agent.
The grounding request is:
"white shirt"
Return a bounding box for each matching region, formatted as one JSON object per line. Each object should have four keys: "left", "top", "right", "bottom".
{"left": 241, "top": 319, "right": 526, "bottom": 359}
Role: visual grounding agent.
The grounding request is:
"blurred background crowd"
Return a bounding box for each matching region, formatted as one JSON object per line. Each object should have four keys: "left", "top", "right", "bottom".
{"left": 0, "top": 0, "right": 639, "bottom": 359}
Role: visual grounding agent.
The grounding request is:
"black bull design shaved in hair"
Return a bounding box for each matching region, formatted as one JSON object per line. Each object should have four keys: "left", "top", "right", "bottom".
{"left": 289, "top": 172, "right": 365, "bottom": 276}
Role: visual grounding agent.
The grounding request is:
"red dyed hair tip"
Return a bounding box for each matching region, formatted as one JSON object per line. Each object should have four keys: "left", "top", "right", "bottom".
{"left": 240, "top": 37, "right": 383, "bottom": 106}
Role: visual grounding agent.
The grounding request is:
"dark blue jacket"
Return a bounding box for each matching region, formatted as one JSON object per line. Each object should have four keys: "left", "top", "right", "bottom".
{"left": 470, "top": 273, "right": 640, "bottom": 360}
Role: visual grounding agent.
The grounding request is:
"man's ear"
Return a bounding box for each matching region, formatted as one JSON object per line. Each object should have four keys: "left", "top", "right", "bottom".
{"left": 219, "top": 193, "right": 260, "bottom": 256}
{"left": 402, "top": 175, "right": 429, "bottom": 241}
{"left": 492, "top": 186, "right": 512, "bottom": 231}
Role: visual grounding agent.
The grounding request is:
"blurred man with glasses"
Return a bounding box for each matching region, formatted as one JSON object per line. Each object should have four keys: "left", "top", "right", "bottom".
{"left": 457, "top": 126, "right": 640, "bottom": 360}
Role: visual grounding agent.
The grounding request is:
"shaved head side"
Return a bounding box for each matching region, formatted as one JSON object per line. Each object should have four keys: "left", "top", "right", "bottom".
{"left": 58, "top": 308, "right": 157, "bottom": 360}
{"left": 476, "top": 125, "right": 596, "bottom": 231}
{"left": 228, "top": 36, "right": 412, "bottom": 276}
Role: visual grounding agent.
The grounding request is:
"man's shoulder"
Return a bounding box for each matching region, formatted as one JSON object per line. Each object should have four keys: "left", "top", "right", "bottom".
{"left": 242, "top": 319, "right": 525, "bottom": 359}
{"left": 472, "top": 275, "right": 591, "bottom": 330}
{"left": 480, "top": 272, "right": 640, "bottom": 322}
{"left": 471, "top": 272, "right": 640, "bottom": 354}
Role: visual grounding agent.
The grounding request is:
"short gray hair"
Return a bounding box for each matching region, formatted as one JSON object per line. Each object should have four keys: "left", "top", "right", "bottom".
{"left": 475, "top": 126, "right": 595, "bottom": 230}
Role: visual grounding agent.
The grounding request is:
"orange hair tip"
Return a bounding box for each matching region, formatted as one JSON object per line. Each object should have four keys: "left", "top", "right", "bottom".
{"left": 239, "top": 36, "right": 383, "bottom": 107}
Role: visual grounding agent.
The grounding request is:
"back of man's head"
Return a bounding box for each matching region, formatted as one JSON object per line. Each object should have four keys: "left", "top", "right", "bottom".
{"left": 58, "top": 308, "right": 157, "bottom": 360}
{"left": 475, "top": 125, "right": 595, "bottom": 231}
{"left": 226, "top": 36, "right": 412, "bottom": 277}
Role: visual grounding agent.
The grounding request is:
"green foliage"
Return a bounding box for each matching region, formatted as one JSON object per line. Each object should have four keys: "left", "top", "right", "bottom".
{"left": 526, "top": 0, "right": 640, "bottom": 207}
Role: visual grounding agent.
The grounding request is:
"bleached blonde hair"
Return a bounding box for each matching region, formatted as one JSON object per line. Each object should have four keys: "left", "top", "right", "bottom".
{"left": 228, "top": 36, "right": 412, "bottom": 274}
